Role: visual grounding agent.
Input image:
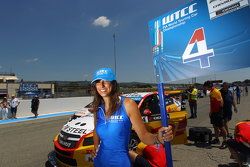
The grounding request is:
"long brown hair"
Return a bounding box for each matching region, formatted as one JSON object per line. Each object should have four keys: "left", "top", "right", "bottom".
{"left": 91, "top": 80, "right": 121, "bottom": 116}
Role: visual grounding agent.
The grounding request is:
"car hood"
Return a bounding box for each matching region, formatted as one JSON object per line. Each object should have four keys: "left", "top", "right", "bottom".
{"left": 61, "top": 114, "right": 94, "bottom": 137}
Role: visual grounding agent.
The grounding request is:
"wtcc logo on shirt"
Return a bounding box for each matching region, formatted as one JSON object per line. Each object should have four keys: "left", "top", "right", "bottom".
{"left": 109, "top": 115, "right": 124, "bottom": 122}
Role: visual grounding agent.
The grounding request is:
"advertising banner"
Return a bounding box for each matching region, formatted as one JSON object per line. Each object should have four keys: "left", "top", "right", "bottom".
{"left": 19, "top": 83, "right": 38, "bottom": 94}
{"left": 148, "top": 0, "right": 250, "bottom": 83}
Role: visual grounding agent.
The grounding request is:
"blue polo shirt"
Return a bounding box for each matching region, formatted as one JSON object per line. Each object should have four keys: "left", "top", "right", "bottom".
{"left": 94, "top": 97, "right": 132, "bottom": 167}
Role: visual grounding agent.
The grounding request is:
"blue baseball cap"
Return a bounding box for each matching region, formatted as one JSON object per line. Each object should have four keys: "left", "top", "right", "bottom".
{"left": 91, "top": 68, "right": 116, "bottom": 84}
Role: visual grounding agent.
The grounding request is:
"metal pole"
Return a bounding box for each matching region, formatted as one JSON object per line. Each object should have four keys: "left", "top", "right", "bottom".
{"left": 157, "top": 83, "right": 173, "bottom": 167}
{"left": 113, "top": 33, "right": 117, "bottom": 75}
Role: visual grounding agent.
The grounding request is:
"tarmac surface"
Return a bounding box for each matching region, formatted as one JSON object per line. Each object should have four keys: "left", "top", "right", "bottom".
{"left": 0, "top": 93, "right": 249, "bottom": 167}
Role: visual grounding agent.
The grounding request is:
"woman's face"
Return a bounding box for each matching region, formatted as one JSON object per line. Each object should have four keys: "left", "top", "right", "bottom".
{"left": 95, "top": 80, "right": 112, "bottom": 97}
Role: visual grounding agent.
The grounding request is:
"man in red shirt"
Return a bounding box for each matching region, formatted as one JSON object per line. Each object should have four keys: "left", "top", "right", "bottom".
{"left": 203, "top": 81, "right": 227, "bottom": 148}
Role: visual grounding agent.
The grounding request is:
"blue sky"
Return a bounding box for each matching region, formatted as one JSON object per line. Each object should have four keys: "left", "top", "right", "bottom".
{"left": 0, "top": 0, "right": 249, "bottom": 83}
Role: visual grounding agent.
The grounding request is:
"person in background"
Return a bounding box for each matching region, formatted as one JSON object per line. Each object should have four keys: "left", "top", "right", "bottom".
{"left": 10, "top": 95, "right": 20, "bottom": 119}
{"left": 91, "top": 67, "right": 173, "bottom": 167}
{"left": 220, "top": 82, "right": 238, "bottom": 138}
{"left": 203, "top": 81, "right": 227, "bottom": 149}
{"left": 1, "top": 97, "right": 9, "bottom": 120}
{"left": 235, "top": 86, "right": 241, "bottom": 104}
{"left": 187, "top": 85, "right": 198, "bottom": 119}
{"left": 203, "top": 88, "right": 207, "bottom": 97}
{"left": 227, "top": 120, "right": 250, "bottom": 166}
{"left": 31, "top": 95, "right": 40, "bottom": 118}
{"left": 129, "top": 142, "right": 167, "bottom": 167}
{"left": 245, "top": 85, "right": 248, "bottom": 96}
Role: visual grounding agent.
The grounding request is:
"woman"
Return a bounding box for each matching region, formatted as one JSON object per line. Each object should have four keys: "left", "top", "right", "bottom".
{"left": 91, "top": 68, "right": 173, "bottom": 167}
{"left": 1, "top": 97, "right": 9, "bottom": 120}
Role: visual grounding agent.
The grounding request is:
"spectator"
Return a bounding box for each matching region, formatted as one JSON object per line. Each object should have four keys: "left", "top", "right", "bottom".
{"left": 220, "top": 82, "right": 238, "bottom": 138}
{"left": 187, "top": 85, "right": 198, "bottom": 118}
{"left": 10, "top": 95, "right": 20, "bottom": 119}
{"left": 90, "top": 67, "right": 173, "bottom": 167}
{"left": 227, "top": 120, "right": 250, "bottom": 166}
{"left": 235, "top": 86, "right": 241, "bottom": 104}
{"left": 1, "top": 97, "right": 9, "bottom": 120}
{"left": 31, "top": 95, "right": 40, "bottom": 118}
{"left": 203, "top": 89, "right": 207, "bottom": 96}
{"left": 129, "top": 143, "right": 167, "bottom": 167}
{"left": 245, "top": 85, "right": 248, "bottom": 96}
{"left": 203, "top": 81, "right": 227, "bottom": 149}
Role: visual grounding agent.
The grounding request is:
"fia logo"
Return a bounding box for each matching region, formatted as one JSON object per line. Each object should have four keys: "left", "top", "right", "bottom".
{"left": 182, "top": 27, "right": 214, "bottom": 68}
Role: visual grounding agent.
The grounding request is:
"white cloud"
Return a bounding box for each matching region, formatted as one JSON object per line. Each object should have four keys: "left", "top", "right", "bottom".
{"left": 25, "top": 58, "right": 39, "bottom": 63}
{"left": 0, "top": 65, "right": 2, "bottom": 69}
{"left": 93, "top": 16, "right": 111, "bottom": 28}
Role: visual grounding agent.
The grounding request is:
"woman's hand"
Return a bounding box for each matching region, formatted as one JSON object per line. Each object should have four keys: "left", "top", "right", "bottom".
{"left": 157, "top": 126, "right": 173, "bottom": 144}
{"left": 92, "top": 145, "right": 99, "bottom": 158}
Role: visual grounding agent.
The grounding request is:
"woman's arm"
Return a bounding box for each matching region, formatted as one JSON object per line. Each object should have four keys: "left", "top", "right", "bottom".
{"left": 125, "top": 98, "right": 173, "bottom": 145}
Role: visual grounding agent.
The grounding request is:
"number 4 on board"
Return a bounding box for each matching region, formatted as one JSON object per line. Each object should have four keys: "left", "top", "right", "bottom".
{"left": 182, "top": 27, "right": 214, "bottom": 68}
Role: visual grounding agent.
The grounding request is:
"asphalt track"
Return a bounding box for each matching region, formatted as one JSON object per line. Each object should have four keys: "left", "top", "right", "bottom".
{"left": 0, "top": 115, "right": 69, "bottom": 167}
{"left": 0, "top": 94, "right": 249, "bottom": 167}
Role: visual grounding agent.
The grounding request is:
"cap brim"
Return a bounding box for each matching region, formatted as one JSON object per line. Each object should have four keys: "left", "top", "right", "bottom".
{"left": 91, "top": 78, "right": 114, "bottom": 84}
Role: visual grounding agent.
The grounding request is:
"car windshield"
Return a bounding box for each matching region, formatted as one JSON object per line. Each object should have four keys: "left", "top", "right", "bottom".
{"left": 140, "top": 94, "right": 179, "bottom": 116}
{"left": 140, "top": 95, "right": 160, "bottom": 115}
{"left": 134, "top": 100, "right": 140, "bottom": 104}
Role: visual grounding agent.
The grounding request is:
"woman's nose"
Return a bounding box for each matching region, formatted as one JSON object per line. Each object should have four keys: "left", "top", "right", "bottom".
{"left": 100, "top": 80, "right": 105, "bottom": 86}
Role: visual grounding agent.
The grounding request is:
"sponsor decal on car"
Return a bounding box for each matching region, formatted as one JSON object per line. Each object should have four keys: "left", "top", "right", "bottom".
{"left": 59, "top": 139, "right": 72, "bottom": 148}
{"left": 62, "top": 116, "right": 94, "bottom": 136}
{"left": 63, "top": 125, "right": 87, "bottom": 134}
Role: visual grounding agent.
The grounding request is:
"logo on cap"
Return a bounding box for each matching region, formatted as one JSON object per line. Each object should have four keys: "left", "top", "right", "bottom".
{"left": 91, "top": 67, "right": 116, "bottom": 83}
{"left": 96, "top": 69, "right": 108, "bottom": 76}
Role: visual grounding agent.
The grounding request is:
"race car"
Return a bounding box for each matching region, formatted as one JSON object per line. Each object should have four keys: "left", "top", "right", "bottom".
{"left": 123, "top": 91, "right": 188, "bottom": 145}
{"left": 52, "top": 91, "right": 187, "bottom": 167}
{"left": 53, "top": 104, "right": 95, "bottom": 167}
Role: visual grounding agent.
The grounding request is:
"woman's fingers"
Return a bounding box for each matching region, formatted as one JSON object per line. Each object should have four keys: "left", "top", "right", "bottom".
{"left": 91, "top": 150, "right": 97, "bottom": 158}
{"left": 92, "top": 145, "right": 100, "bottom": 158}
{"left": 162, "top": 130, "right": 173, "bottom": 142}
{"left": 158, "top": 126, "right": 173, "bottom": 143}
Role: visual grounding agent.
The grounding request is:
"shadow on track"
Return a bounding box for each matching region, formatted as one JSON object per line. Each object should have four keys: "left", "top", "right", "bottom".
{"left": 218, "top": 163, "right": 239, "bottom": 167}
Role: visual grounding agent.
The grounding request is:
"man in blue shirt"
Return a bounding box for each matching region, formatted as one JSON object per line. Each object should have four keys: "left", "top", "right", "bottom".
{"left": 220, "top": 82, "right": 238, "bottom": 138}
